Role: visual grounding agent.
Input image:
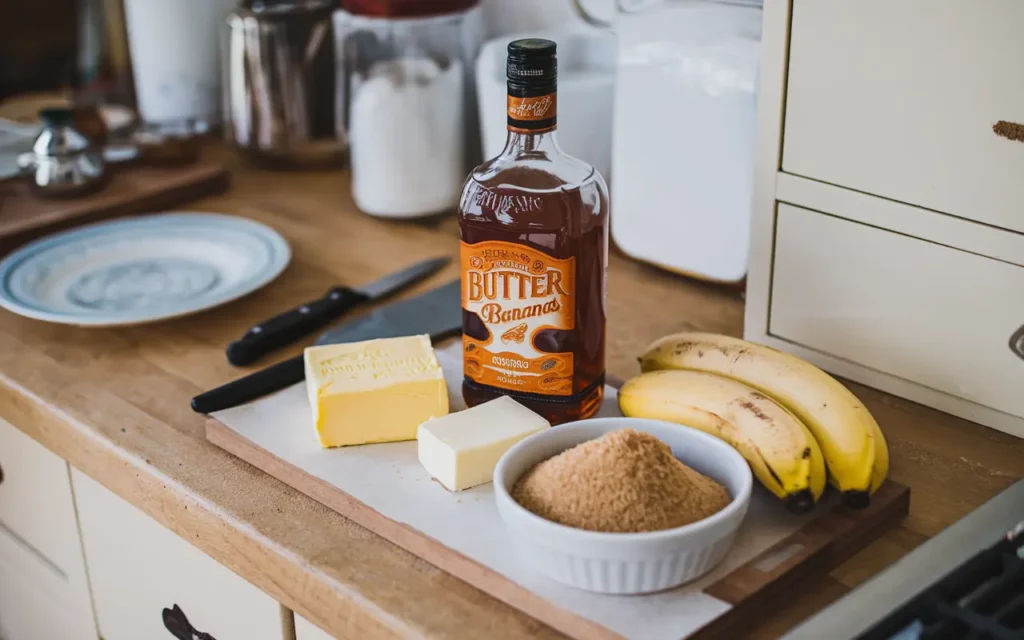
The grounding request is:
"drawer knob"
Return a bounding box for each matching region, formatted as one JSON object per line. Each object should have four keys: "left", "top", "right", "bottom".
{"left": 993, "top": 120, "right": 1024, "bottom": 144}
{"left": 1011, "top": 325, "right": 1024, "bottom": 361}
{"left": 163, "top": 604, "right": 217, "bottom": 640}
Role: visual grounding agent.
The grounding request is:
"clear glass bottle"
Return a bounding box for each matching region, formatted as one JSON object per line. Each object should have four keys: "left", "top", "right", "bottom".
{"left": 458, "top": 39, "right": 609, "bottom": 425}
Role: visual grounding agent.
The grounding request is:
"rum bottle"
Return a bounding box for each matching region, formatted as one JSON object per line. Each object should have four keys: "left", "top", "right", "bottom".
{"left": 458, "top": 39, "right": 609, "bottom": 424}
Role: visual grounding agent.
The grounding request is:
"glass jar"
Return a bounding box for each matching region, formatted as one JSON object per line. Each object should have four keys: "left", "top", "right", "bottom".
{"left": 334, "top": 0, "right": 483, "bottom": 219}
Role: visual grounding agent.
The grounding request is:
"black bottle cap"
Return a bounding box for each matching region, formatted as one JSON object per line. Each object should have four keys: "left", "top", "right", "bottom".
{"left": 507, "top": 39, "right": 557, "bottom": 90}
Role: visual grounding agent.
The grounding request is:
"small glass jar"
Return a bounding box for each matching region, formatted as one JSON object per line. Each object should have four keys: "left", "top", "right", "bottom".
{"left": 334, "top": 0, "right": 483, "bottom": 219}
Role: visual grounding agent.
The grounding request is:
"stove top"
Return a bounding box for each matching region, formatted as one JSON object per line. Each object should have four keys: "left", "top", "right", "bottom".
{"left": 783, "top": 480, "right": 1024, "bottom": 640}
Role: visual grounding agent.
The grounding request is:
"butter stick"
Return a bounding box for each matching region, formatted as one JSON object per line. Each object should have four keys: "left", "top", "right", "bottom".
{"left": 304, "top": 335, "right": 449, "bottom": 448}
{"left": 417, "top": 396, "right": 550, "bottom": 491}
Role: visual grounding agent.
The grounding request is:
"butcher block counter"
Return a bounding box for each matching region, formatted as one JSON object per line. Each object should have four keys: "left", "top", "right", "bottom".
{"left": 2, "top": 148, "right": 1022, "bottom": 639}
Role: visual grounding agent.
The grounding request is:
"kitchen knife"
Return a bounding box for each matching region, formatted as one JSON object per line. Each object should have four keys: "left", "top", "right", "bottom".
{"left": 193, "top": 279, "right": 462, "bottom": 414}
{"left": 225, "top": 256, "right": 450, "bottom": 366}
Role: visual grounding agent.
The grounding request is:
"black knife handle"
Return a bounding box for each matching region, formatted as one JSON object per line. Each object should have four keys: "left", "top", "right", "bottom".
{"left": 192, "top": 355, "right": 305, "bottom": 414}
{"left": 226, "top": 287, "right": 369, "bottom": 366}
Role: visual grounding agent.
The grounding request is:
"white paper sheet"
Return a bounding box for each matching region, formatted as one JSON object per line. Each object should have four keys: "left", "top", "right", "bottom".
{"left": 213, "top": 343, "right": 823, "bottom": 640}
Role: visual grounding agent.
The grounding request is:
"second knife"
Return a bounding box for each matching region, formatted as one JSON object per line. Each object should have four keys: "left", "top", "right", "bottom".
{"left": 226, "top": 256, "right": 449, "bottom": 365}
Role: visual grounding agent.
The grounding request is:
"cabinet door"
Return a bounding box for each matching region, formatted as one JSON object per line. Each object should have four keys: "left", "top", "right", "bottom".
{"left": 71, "top": 469, "right": 286, "bottom": 640}
{"left": 783, "top": 0, "right": 1024, "bottom": 233}
{"left": 770, "top": 203, "right": 1024, "bottom": 422}
{"left": 0, "top": 419, "right": 96, "bottom": 640}
{"left": 295, "top": 614, "right": 336, "bottom": 640}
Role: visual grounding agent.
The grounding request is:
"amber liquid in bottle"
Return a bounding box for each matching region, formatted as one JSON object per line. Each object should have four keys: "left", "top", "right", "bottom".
{"left": 458, "top": 39, "right": 609, "bottom": 425}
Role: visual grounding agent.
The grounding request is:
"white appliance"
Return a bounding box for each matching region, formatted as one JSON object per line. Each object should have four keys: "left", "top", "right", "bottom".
{"left": 576, "top": 0, "right": 762, "bottom": 283}
{"left": 746, "top": 0, "right": 1024, "bottom": 438}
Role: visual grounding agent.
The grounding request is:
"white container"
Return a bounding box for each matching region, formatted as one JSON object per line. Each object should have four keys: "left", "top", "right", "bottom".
{"left": 601, "top": 0, "right": 762, "bottom": 283}
{"left": 493, "top": 417, "right": 752, "bottom": 595}
{"left": 334, "top": 6, "right": 484, "bottom": 219}
{"left": 349, "top": 57, "right": 466, "bottom": 218}
{"left": 476, "top": 30, "right": 615, "bottom": 182}
{"left": 123, "top": 0, "right": 237, "bottom": 125}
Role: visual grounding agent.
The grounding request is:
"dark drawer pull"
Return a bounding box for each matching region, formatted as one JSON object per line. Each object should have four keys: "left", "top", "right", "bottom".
{"left": 1011, "top": 325, "right": 1024, "bottom": 362}
{"left": 163, "top": 604, "right": 216, "bottom": 640}
{"left": 993, "top": 120, "right": 1024, "bottom": 144}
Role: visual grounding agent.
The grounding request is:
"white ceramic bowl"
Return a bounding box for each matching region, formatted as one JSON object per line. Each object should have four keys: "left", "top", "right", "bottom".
{"left": 493, "top": 417, "right": 752, "bottom": 594}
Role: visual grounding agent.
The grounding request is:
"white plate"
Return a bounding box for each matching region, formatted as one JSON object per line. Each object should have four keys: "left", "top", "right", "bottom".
{"left": 0, "top": 213, "right": 291, "bottom": 327}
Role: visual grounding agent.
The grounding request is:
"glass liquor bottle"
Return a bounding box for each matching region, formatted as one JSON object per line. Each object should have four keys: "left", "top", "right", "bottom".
{"left": 458, "top": 38, "right": 609, "bottom": 425}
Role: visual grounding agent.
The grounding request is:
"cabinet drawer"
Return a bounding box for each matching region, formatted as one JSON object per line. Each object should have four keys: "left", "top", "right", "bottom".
{"left": 0, "top": 418, "right": 83, "bottom": 574}
{"left": 783, "top": 0, "right": 1024, "bottom": 233}
{"left": 72, "top": 469, "right": 287, "bottom": 640}
{"left": 0, "top": 562, "right": 92, "bottom": 640}
{"left": 770, "top": 204, "right": 1024, "bottom": 420}
{"left": 0, "top": 420, "right": 97, "bottom": 640}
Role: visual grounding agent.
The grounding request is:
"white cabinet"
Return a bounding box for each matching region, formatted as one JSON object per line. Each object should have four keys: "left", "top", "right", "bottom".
{"left": 746, "top": 0, "right": 1024, "bottom": 438}
{"left": 771, "top": 204, "right": 1024, "bottom": 422}
{"left": 295, "top": 614, "right": 336, "bottom": 640}
{"left": 782, "top": 0, "right": 1024, "bottom": 234}
{"left": 0, "top": 419, "right": 96, "bottom": 640}
{"left": 71, "top": 469, "right": 288, "bottom": 640}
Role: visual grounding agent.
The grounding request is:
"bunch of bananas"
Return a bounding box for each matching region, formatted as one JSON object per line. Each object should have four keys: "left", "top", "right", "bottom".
{"left": 619, "top": 332, "right": 888, "bottom": 513}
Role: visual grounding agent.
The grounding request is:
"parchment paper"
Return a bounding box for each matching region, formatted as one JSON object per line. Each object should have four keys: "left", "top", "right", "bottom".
{"left": 213, "top": 343, "right": 822, "bottom": 640}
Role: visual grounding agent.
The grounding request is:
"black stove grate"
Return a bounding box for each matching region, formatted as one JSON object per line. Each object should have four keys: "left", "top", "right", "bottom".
{"left": 858, "top": 524, "right": 1024, "bottom": 640}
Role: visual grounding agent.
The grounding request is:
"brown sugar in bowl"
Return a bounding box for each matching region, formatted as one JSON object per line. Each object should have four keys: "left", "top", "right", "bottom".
{"left": 493, "top": 418, "right": 753, "bottom": 595}
{"left": 511, "top": 429, "right": 732, "bottom": 534}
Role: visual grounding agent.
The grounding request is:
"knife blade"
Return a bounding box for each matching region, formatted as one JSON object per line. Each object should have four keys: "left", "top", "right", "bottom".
{"left": 225, "top": 256, "right": 450, "bottom": 366}
{"left": 193, "top": 279, "right": 462, "bottom": 414}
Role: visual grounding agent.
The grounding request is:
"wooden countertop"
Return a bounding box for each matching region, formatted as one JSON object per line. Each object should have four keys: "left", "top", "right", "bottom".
{"left": 3, "top": 148, "right": 1022, "bottom": 639}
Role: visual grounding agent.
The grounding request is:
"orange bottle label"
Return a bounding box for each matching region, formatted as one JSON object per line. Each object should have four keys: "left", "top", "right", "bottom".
{"left": 461, "top": 240, "right": 575, "bottom": 396}
{"left": 507, "top": 93, "right": 556, "bottom": 121}
{"left": 507, "top": 93, "right": 557, "bottom": 134}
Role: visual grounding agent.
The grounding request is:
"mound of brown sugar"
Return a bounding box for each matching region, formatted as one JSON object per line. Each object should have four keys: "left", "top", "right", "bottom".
{"left": 511, "top": 429, "right": 731, "bottom": 533}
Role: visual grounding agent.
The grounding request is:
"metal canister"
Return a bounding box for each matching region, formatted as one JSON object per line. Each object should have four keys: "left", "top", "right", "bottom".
{"left": 18, "top": 108, "right": 108, "bottom": 198}
{"left": 222, "top": 0, "right": 343, "bottom": 166}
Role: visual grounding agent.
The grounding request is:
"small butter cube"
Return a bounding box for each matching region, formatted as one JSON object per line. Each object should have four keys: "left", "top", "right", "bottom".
{"left": 304, "top": 335, "right": 448, "bottom": 448}
{"left": 417, "top": 396, "right": 550, "bottom": 491}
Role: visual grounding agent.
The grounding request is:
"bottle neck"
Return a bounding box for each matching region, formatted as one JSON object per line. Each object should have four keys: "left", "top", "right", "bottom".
{"left": 504, "top": 84, "right": 558, "bottom": 154}
{"left": 504, "top": 128, "right": 560, "bottom": 154}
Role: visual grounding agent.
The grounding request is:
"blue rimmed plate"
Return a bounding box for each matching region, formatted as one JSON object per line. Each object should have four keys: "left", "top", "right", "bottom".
{"left": 0, "top": 213, "right": 291, "bottom": 327}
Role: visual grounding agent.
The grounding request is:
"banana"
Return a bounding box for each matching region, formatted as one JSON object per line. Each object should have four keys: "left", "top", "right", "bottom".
{"left": 619, "top": 369, "right": 826, "bottom": 514}
{"left": 638, "top": 332, "right": 885, "bottom": 508}
{"left": 869, "top": 421, "right": 889, "bottom": 495}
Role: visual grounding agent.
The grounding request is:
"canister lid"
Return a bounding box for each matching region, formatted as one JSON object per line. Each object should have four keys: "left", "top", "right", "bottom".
{"left": 342, "top": 0, "right": 479, "bottom": 18}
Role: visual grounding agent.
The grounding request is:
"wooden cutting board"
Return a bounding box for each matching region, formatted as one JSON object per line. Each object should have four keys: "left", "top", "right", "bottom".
{"left": 206, "top": 346, "right": 909, "bottom": 640}
{"left": 0, "top": 162, "right": 229, "bottom": 253}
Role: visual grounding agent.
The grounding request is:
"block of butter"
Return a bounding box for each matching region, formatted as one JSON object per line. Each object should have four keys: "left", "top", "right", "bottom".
{"left": 304, "top": 335, "right": 449, "bottom": 448}
{"left": 417, "top": 396, "right": 550, "bottom": 492}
